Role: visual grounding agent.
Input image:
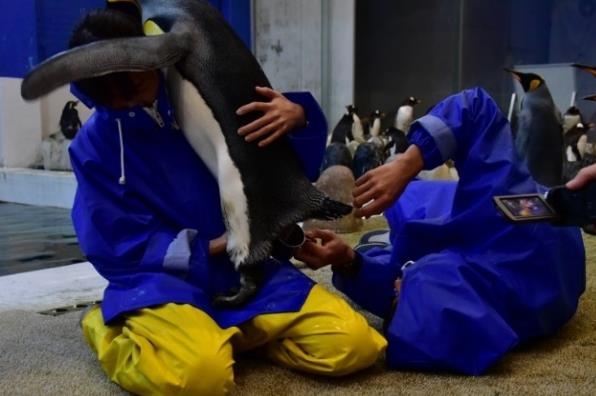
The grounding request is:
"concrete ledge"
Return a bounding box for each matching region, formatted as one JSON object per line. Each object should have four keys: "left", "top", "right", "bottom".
{"left": 0, "top": 262, "right": 105, "bottom": 313}
{"left": 0, "top": 167, "right": 76, "bottom": 209}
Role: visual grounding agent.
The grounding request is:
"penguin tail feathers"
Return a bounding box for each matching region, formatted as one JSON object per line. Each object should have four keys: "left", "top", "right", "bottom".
{"left": 311, "top": 197, "right": 352, "bottom": 220}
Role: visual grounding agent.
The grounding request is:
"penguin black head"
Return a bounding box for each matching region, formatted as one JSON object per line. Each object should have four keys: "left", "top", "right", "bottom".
{"left": 66, "top": 100, "right": 79, "bottom": 110}
{"left": 565, "top": 105, "right": 581, "bottom": 116}
{"left": 68, "top": 8, "right": 158, "bottom": 108}
{"left": 370, "top": 109, "right": 384, "bottom": 119}
{"left": 402, "top": 97, "right": 421, "bottom": 107}
{"left": 504, "top": 68, "right": 545, "bottom": 92}
{"left": 346, "top": 104, "right": 358, "bottom": 115}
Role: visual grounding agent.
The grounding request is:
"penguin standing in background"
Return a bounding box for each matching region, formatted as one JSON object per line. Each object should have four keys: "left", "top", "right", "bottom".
{"left": 59, "top": 100, "right": 82, "bottom": 139}
{"left": 563, "top": 121, "right": 588, "bottom": 182}
{"left": 367, "top": 109, "right": 384, "bottom": 139}
{"left": 572, "top": 64, "right": 596, "bottom": 123}
{"left": 394, "top": 96, "right": 421, "bottom": 133}
{"left": 320, "top": 142, "right": 353, "bottom": 174}
{"left": 330, "top": 104, "right": 363, "bottom": 144}
{"left": 505, "top": 68, "right": 563, "bottom": 187}
{"left": 383, "top": 126, "right": 409, "bottom": 163}
{"left": 352, "top": 141, "right": 384, "bottom": 179}
{"left": 563, "top": 105, "right": 584, "bottom": 134}
{"left": 562, "top": 105, "right": 586, "bottom": 166}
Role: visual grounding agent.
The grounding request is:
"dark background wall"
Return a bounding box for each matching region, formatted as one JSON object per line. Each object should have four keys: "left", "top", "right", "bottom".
{"left": 355, "top": 0, "right": 596, "bottom": 125}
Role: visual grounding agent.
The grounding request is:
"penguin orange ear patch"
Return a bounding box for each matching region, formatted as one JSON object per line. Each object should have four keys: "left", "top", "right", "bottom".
{"left": 144, "top": 20, "right": 165, "bottom": 36}
{"left": 529, "top": 79, "right": 541, "bottom": 91}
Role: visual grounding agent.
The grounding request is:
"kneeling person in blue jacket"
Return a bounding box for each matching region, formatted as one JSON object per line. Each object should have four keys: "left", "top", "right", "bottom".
{"left": 295, "top": 87, "right": 585, "bottom": 375}
{"left": 71, "top": 9, "right": 386, "bottom": 396}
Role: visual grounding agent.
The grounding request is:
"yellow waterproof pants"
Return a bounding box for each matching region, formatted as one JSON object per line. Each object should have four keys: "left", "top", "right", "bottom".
{"left": 81, "top": 284, "right": 387, "bottom": 396}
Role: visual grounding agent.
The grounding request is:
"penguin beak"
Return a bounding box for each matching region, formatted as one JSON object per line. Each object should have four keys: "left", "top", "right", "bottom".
{"left": 504, "top": 68, "right": 521, "bottom": 82}
{"left": 572, "top": 63, "right": 596, "bottom": 78}
{"left": 583, "top": 94, "right": 596, "bottom": 102}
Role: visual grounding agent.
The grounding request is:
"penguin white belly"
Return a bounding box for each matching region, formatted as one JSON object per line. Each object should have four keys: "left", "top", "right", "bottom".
{"left": 352, "top": 113, "right": 364, "bottom": 143}
{"left": 395, "top": 106, "right": 413, "bottom": 132}
{"left": 370, "top": 118, "right": 381, "bottom": 137}
{"left": 166, "top": 69, "right": 250, "bottom": 267}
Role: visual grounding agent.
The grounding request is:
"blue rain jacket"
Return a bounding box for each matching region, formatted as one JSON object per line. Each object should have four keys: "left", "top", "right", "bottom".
{"left": 333, "top": 87, "right": 586, "bottom": 375}
{"left": 69, "top": 80, "right": 327, "bottom": 328}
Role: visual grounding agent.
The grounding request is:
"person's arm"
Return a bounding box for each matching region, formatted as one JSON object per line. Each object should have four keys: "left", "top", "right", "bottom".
{"left": 353, "top": 145, "right": 424, "bottom": 218}
{"left": 236, "top": 87, "right": 327, "bottom": 181}
{"left": 237, "top": 86, "right": 306, "bottom": 147}
{"left": 566, "top": 163, "right": 596, "bottom": 190}
{"left": 294, "top": 228, "right": 400, "bottom": 318}
{"left": 354, "top": 87, "right": 510, "bottom": 217}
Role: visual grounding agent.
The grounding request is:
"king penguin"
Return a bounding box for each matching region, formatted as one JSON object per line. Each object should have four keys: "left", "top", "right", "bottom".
{"left": 21, "top": 0, "right": 351, "bottom": 307}
{"left": 505, "top": 68, "right": 564, "bottom": 187}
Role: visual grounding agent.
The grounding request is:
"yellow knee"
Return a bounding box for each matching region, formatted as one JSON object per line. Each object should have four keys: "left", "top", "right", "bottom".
{"left": 323, "top": 316, "right": 387, "bottom": 376}
{"left": 81, "top": 304, "right": 238, "bottom": 396}
{"left": 260, "top": 285, "right": 387, "bottom": 377}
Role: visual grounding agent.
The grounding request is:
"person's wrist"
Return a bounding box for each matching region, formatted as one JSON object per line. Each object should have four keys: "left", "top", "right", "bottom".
{"left": 332, "top": 249, "right": 361, "bottom": 276}
{"left": 395, "top": 144, "right": 424, "bottom": 179}
{"left": 293, "top": 104, "right": 307, "bottom": 129}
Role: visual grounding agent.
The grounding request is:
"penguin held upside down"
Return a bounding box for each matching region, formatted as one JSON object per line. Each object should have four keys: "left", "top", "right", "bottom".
{"left": 505, "top": 68, "right": 563, "bottom": 187}
{"left": 21, "top": 0, "right": 351, "bottom": 307}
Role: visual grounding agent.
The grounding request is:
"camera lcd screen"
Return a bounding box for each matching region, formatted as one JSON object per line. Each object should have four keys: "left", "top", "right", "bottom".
{"left": 493, "top": 194, "right": 557, "bottom": 222}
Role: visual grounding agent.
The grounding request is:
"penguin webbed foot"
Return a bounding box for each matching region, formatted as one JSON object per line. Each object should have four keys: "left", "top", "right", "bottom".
{"left": 211, "top": 267, "right": 264, "bottom": 308}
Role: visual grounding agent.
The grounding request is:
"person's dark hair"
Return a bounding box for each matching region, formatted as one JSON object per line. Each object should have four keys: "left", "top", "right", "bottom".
{"left": 69, "top": 9, "right": 144, "bottom": 105}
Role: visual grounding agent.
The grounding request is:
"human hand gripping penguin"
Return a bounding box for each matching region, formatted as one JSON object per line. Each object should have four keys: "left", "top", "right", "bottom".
{"left": 20, "top": 0, "right": 351, "bottom": 307}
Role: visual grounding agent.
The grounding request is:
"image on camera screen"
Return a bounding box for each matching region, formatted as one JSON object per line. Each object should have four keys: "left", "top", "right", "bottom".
{"left": 495, "top": 194, "right": 556, "bottom": 221}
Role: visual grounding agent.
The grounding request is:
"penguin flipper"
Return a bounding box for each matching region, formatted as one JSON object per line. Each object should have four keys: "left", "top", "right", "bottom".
{"left": 21, "top": 32, "right": 190, "bottom": 100}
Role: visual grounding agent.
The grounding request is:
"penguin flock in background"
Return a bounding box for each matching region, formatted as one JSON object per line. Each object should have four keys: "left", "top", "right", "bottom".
{"left": 321, "top": 97, "right": 422, "bottom": 179}
{"left": 321, "top": 63, "right": 596, "bottom": 193}
{"left": 505, "top": 64, "right": 596, "bottom": 186}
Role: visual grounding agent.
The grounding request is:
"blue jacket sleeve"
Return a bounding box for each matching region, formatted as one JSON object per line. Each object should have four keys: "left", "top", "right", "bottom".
{"left": 69, "top": 140, "right": 210, "bottom": 279}
{"left": 332, "top": 248, "right": 402, "bottom": 319}
{"left": 408, "top": 87, "right": 505, "bottom": 170}
{"left": 283, "top": 92, "right": 328, "bottom": 181}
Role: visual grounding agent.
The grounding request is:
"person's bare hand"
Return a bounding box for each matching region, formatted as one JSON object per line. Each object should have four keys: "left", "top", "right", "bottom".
{"left": 566, "top": 163, "right": 596, "bottom": 190}
{"left": 293, "top": 229, "right": 355, "bottom": 270}
{"left": 236, "top": 86, "right": 306, "bottom": 147}
{"left": 353, "top": 145, "right": 424, "bottom": 218}
{"left": 209, "top": 233, "right": 227, "bottom": 256}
